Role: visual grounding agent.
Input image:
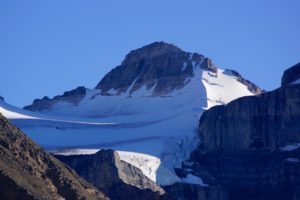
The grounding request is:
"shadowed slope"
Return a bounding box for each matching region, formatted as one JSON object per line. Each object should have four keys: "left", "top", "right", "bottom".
{"left": 0, "top": 113, "right": 109, "bottom": 200}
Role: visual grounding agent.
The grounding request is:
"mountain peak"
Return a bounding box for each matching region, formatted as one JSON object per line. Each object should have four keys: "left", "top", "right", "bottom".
{"left": 23, "top": 42, "right": 262, "bottom": 113}
{"left": 96, "top": 42, "right": 214, "bottom": 96}
{"left": 122, "top": 42, "right": 183, "bottom": 65}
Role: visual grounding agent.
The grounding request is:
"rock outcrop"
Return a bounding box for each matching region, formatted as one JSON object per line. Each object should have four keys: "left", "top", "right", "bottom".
{"left": 191, "top": 63, "right": 300, "bottom": 200}
{"left": 55, "top": 150, "right": 173, "bottom": 200}
{"left": 282, "top": 63, "right": 300, "bottom": 86}
{"left": 0, "top": 113, "right": 108, "bottom": 200}
{"left": 192, "top": 149, "right": 300, "bottom": 200}
{"left": 96, "top": 42, "right": 217, "bottom": 96}
{"left": 199, "top": 84, "right": 300, "bottom": 151}
{"left": 23, "top": 86, "right": 86, "bottom": 112}
{"left": 164, "top": 183, "right": 228, "bottom": 200}
{"left": 56, "top": 149, "right": 230, "bottom": 200}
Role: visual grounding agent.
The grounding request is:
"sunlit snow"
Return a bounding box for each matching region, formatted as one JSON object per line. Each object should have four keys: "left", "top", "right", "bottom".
{"left": 0, "top": 64, "right": 256, "bottom": 186}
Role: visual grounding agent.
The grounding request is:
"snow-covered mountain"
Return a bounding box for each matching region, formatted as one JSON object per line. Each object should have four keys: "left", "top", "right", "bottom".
{"left": 0, "top": 42, "right": 262, "bottom": 187}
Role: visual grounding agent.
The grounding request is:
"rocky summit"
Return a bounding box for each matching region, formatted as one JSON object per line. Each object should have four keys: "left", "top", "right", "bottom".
{"left": 190, "top": 63, "right": 300, "bottom": 200}
{"left": 0, "top": 113, "right": 108, "bottom": 200}
{"left": 96, "top": 42, "right": 218, "bottom": 96}
{"left": 23, "top": 42, "right": 262, "bottom": 113}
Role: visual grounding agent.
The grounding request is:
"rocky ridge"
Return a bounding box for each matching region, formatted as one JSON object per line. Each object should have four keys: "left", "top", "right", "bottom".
{"left": 0, "top": 113, "right": 108, "bottom": 200}
{"left": 23, "top": 42, "right": 262, "bottom": 112}
{"left": 24, "top": 86, "right": 86, "bottom": 112}
{"left": 55, "top": 149, "right": 173, "bottom": 200}
{"left": 282, "top": 63, "right": 300, "bottom": 86}
{"left": 96, "top": 42, "right": 217, "bottom": 96}
{"left": 190, "top": 63, "right": 300, "bottom": 200}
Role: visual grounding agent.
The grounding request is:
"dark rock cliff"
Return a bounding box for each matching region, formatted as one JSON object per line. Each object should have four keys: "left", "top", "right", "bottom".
{"left": 23, "top": 86, "right": 86, "bottom": 112}
{"left": 282, "top": 63, "right": 300, "bottom": 86}
{"left": 199, "top": 85, "right": 300, "bottom": 151}
{"left": 96, "top": 42, "right": 217, "bottom": 96}
{"left": 56, "top": 149, "right": 230, "bottom": 200}
{"left": 55, "top": 150, "right": 174, "bottom": 200}
{"left": 191, "top": 63, "right": 300, "bottom": 200}
{"left": 0, "top": 113, "right": 109, "bottom": 200}
{"left": 164, "top": 183, "right": 228, "bottom": 200}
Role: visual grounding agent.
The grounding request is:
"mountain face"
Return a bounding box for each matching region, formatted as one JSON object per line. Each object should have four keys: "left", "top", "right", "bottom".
{"left": 55, "top": 149, "right": 229, "bottom": 200}
{"left": 199, "top": 85, "right": 300, "bottom": 151}
{"left": 24, "top": 86, "right": 86, "bottom": 112}
{"left": 191, "top": 63, "right": 300, "bottom": 200}
{"left": 0, "top": 113, "right": 108, "bottom": 200}
{"left": 55, "top": 150, "right": 173, "bottom": 200}
{"left": 96, "top": 42, "right": 217, "bottom": 96}
{"left": 0, "top": 42, "right": 263, "bottom": 199}
{"left": 23, "top": 42, "right": 262, "bottom": 113}
{"left": 282, "top": 63, "right": 300, "bottom": 86}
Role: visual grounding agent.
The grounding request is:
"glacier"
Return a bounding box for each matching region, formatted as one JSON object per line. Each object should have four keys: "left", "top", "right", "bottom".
{"left": 0, "top": 56, "right": 257, "bottom": 186}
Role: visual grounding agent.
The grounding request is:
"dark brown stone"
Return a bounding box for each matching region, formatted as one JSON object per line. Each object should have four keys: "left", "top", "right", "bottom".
{"left": 56, "top": 149, "right": 174, "bottom": 200}
{"left": 95, "top": 42, "right": 216, "bottom": 96}
{"left": 0, "top": 113, "right": 108, "bottom": 200}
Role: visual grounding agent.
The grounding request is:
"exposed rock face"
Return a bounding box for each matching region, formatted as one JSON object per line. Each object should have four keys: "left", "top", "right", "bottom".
{"left": 162, "top": 162, "right": 229, "bottom": 200}
{"left": 164, "top": 183, "right": 228, "bottom": 200}
{"left": 0, "top": 113, "right": 108, "bottom": 200}
{"left": 282, "top": 63, "right": 300, "bottom": 86}
{"left": 56, "top": 149, "right": 230, "bottom": 200}
{"left": 192, "top": 149, "right": 300, "bottom": 200}
{"left": 199, "top": 85, "right": 300, "bottom": 151}
{"left": 95, "top": 42, "right": 217, "bottom": 96}
{"left": 192, "top": 63, "right": 300, "bottom": 200}
{"left": 23, "top": 86, "right": 86, "bottom": 111}
{"left": 55, "top": 150, "right": 173, "bottom": 200}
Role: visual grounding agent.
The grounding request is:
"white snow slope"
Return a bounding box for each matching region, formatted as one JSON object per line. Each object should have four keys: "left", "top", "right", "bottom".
{"left": 0, "top": 64, "right": 255, "bottom": 186}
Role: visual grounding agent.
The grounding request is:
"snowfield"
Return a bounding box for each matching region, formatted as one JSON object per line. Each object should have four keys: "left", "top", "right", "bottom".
{"left": 0, "top": 65, "right": 256, "bottom": 186}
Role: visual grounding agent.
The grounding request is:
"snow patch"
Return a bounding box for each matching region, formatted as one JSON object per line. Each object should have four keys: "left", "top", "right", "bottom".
{"left": 0, "top": 101, "right": 38, "bottom": 119}
{"left": 107, "top": 88, "right": 118, "bottom": 95}
{"left": 279, "top": 143, "right": 300, "bottom": 151}
{"left": 189, "top": 53, "right": 194, "bottom": 60}
{"left": 117, "top": 151, "right": 163, "bottom": 183}
{"left": 181, "top": 62, "right": 187, "bottom": 71}
{"left": 52, "top": 149, "right": 100, "bottom": 155}
{"left": 292, "top": 79, "right": 300, "bottom": 85}
{"left": 286, "top": 157, "right": 300, "bottom": 163}
{"left": 202, "top": 69, "right": 254, "bottom": 109}
{"left": 181, "top": 174, "right": 209, "bottom": 186}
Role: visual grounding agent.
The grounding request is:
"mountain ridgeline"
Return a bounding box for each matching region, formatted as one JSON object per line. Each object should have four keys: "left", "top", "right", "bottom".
{"left": 190, "top": 62, "right": 300, "bottom": 200}
{"left": 3, "top": 42, "right": 299, "bottom": 200}
{"left": 23, "top": 42, "right": 262, "bottom": 112}
{"left": 95, "top": 42, "right": 217, "bottom": 96}
{"left": 0, "top": 113, "right": 108, "bottom": 200}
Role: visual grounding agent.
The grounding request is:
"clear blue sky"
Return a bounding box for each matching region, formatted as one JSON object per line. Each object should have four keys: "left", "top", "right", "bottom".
{"left": 0, "top": 0, "right": 299, "bottom": 107}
